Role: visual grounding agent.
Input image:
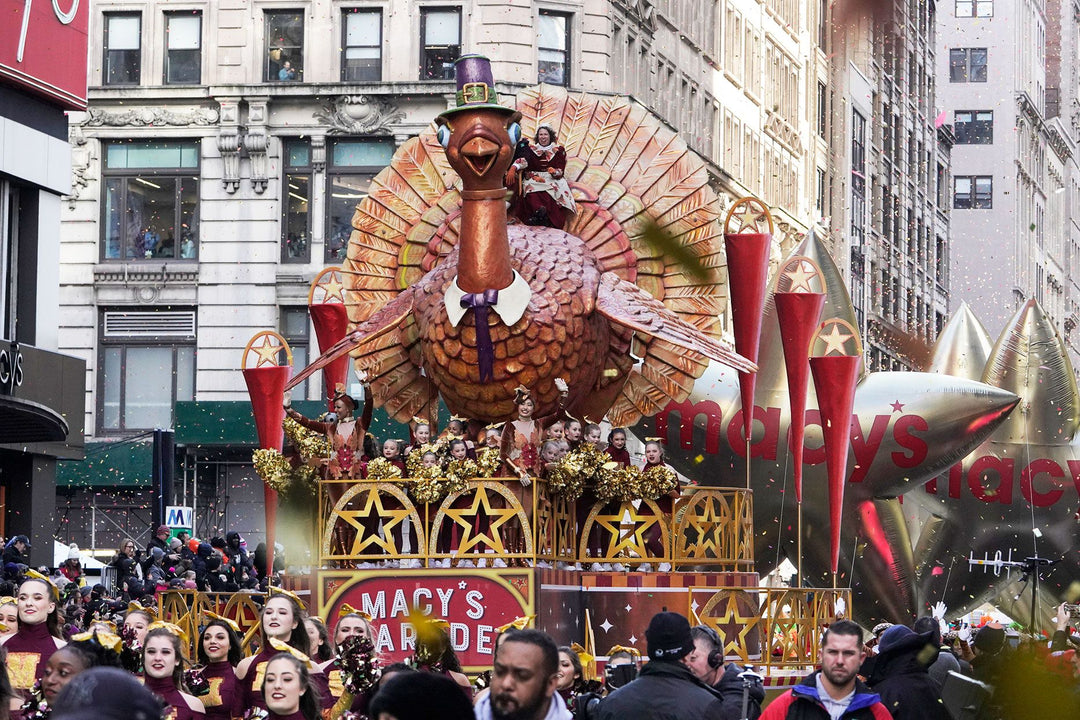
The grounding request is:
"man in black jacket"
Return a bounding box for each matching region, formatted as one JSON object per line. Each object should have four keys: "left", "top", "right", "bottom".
{"left": 597, "top": 611, "right": 727, "bottom": 720}
{"left": 686, "top": 625, "right": 764, "bottom": 719}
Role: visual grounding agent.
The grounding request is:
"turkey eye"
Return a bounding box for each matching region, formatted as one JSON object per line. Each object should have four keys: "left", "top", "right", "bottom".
{"left": 437, "top": 125, "right": 451, "bottom": 148}
{"left": 507, "top": 122, "right": 521, "bottom": 145}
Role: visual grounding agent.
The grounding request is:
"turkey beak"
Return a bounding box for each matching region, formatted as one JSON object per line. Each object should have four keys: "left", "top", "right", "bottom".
{"left": 460, "top": 135, "right": 499, "bottom": 177}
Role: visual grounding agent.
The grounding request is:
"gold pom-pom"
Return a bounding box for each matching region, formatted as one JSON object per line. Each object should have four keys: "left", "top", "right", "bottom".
{"left": 252, "top": 449, "right": 293, "bottom": 494}
{"left": 637, "top": 464, "right": 678, "bottom": 500}
{"left": 595, "top": 462, "right": 640, "bottom": 502}
{"left": 545, "top": 461, "right": 584, "bottom": 500}
{"left": 410, "top": 465, "right": 445, "bottom": 504}
{"left": 476, "top": 447, "right": 502, "bottom": 477}
{"left": 445, "top": 458, "right": 478, "bottom": 495}
{"left": 283, "top": 417, "right": 331, "bottom": 460}
{"left": 365, "top": 457, "right": 402, "bottom": 480}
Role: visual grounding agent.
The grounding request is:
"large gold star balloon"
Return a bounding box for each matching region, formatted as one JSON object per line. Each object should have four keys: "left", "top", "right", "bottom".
{"left": 906, "top": 300, "right": 1080, "bottom": 627}
{"left": 634, "top": 232, "right": 1020, "bottom": 622}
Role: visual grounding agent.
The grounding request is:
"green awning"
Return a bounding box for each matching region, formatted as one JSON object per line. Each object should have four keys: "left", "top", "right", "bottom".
{"left": 173, "top": 400, "right": 411, "bottom": 447}
{"left": 57, "top": 438, "right": 154, "bottom": 488}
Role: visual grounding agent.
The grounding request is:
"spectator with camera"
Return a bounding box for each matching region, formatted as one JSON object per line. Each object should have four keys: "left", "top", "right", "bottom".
{"left": 684, "top": 626, "right": 763, "bottom": 719}
{"left": 2, "top": 535, "right": 31, "bottom": 581}
{"left": 596, "top": 611, "right": 727, "bottom": 720}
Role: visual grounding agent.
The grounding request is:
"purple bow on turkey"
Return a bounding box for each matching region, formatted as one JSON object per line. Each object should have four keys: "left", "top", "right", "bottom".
{"left": 461, "top": 289, "right": 498, "bottom": 382}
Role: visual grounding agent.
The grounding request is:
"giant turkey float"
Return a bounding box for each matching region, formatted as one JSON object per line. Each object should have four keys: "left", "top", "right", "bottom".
{"left": 223, "top": 55, "right": 1027, "bottom": 685}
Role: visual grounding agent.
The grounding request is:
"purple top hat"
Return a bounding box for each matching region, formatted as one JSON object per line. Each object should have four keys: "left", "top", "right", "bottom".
{"left": 439, "top": 54, "right": 515, "bottom": 117}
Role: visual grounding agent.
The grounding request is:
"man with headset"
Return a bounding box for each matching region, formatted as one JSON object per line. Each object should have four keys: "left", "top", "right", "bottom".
{"left": 686, "top": 626, "right": 765, "bottom": 720}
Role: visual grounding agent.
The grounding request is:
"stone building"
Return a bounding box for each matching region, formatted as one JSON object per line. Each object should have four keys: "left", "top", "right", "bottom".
{"left": 937, "top": 0, "right": 1080, "bottom": 369}
{"left": 57, "top": 0, "right": 837, "bottom": 549}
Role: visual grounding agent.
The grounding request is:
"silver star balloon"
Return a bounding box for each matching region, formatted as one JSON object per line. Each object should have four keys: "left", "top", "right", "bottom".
{"left": 633, "top": 232, "right": 1019, "bottom": 623}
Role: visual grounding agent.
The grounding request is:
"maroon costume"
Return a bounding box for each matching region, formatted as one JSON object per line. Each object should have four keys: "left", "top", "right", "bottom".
{"left": 145, "top": 675, "right": 206, "bottom": 720}
{"left": 200, "top": 660, "right": 242, "bottom": 720}
{"left": 3, "top": 622, "right": 61, "bottom": 695}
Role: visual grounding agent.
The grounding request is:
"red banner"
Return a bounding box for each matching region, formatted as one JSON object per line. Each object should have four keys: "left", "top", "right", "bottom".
{"left": 0, "top": 0, "right": 89, "bottom": 109}
{"left": 308, "top": 303, "right": 350, "bottom": 405}
{"left": 317, "top": 569, "right": 535, "bottom": 671}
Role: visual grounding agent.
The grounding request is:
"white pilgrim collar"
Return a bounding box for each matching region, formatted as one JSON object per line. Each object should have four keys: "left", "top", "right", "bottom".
{"left": 444, "top": 271, "right": 531, "bottom": 328}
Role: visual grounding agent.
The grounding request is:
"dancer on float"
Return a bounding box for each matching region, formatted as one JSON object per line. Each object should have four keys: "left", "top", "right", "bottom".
{"left": 237, "top": 590, "right": 328, "bottom": 710}
{"left": 605, "top": 429, "right": 630, "bottom": 466}
{"left": 285, "top": 375, "right": 372, "bottom": 481}
{"left": 642, "top": 439, "right": 679, "bottom": 571}
{"left": 197, "top": 614, "right": 244, "bottom": 720}
{"left": 257, "top": 653, "right": 321, "bottom": 720}
{"left": 0, "top": 573, "right": 67, "bottom": 696}
{"left": 142, "top": 625, "right": 206, "bottom": 720}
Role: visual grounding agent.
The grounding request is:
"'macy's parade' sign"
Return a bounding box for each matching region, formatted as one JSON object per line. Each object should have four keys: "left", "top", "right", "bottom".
{"left": 317, "top": 569, "right": 535, "bottom": 671}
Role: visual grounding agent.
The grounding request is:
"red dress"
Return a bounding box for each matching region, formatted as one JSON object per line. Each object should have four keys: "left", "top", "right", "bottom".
{"left": 200, "top": 661, "right": 242, "bottom": 720}
{"left": 511, "top": 143, "right": 576, "bottom": 228}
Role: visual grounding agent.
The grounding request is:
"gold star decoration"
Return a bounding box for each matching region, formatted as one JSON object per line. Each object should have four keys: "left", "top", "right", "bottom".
{"left": 700, "top": 591, "right": 766, "bottom": 662}
{"left": 252, "top": 334, "right": 286, "bottom": 367}
{"left": 677, "top": 496, "right": 733, "bottom": 560}
{"left": 335, "top": 486, "right": 417, "bottom": 556}
{"left": 816, "top": 319, "right": 857, "bottom": 356}
{"left": 586, "top": 501, "right": 667, "bottom": 562}
{"left": 724, "top": 197, "right": 775, "bottom": 235}
{"left": 782, "top": 258, "right": 823, "bottom": 293}
{"left": 439, "top": 483, "right": 526, "bottom": 556}
{"left": 320, "top": 272, "right": 345, "bottom": 303}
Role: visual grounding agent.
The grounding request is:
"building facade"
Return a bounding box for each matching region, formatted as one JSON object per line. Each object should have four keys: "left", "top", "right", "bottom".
{"left": 57, "top": 0, "right": 839, "bottom": 551}
{"left": 0, "top": 0, "right": 88, "bottom": 564}
{"left": 937, "top": 0, "right": 1080, "bottom": 369}
{"left": 820, "top": 1, "right": 952, "bottom": 372}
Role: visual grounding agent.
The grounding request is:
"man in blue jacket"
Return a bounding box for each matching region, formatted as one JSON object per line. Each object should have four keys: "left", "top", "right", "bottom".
{"left": 760, "top": 620, "right": 893, "bottom": 720}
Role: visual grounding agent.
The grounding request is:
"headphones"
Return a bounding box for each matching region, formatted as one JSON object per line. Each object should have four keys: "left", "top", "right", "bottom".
{"left": 695, "top": 625, "right": 724, "bottom": 670}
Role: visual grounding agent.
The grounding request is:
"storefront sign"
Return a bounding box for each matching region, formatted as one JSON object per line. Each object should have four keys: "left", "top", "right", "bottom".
{"left": 0, "top": 0, "right": 89, "bottom": 109}
{"left": 317, "top": 569, "right": 534, "bottom": 671}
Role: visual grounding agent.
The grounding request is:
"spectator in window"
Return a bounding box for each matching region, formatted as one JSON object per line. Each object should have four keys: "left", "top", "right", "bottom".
{"left": 278, "top": 61, "right": 298, "bottom": 81}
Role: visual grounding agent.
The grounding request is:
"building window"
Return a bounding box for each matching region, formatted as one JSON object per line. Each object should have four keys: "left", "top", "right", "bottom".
{"left": 281, "top": 308, "right": 311, "bottom": 399}
{"left": 949, "top": 48, "right": 987, "bottom": 82}
{"left": 954, "top": 110, "right": 993, "bottom": 144}
{"left": 420, "top": 7, "right": 461, "bottom": 80}
{"left": 816, "top": 167, "right": 826, "bottom": 216}
{"left": 956, "top": 0, "right": 992, "bottom": 17}
{"left": 326, "top": 139, "right": 396, "bottom": 263}
{"left": 817, "top": 81, "right": 827, "bottom": 138}
{"left": 99, "top": 310, "right": 196, "bottom": 433}
{"left": 102, "top": 141, "right": 200, "bottom": 261}
{"left": 104, "top": 13, "right": 141, "bottom": 85}
{"left": 266, "top": 10, "right": 304, "bottom": 82}
{"left": 850, "top": 110, "right": 866, "bottom": 247}
{"left": 538, "top": 10, "right": 570, "bottom": 86}
{"left": 164, "top": 12, "right": 201, "bottom": 85}
{"left": 954, "top": 176, "right": 993, "bottom": 209}
{"left": 283, "top": 140, "right": 312, "bottom": 263}
{"left": 342, "top": 8, "right": 382, "bottom": 81}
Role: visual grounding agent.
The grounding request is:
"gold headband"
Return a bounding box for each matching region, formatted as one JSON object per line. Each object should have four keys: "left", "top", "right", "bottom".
{"left": 412, "top": 417, "right": 430, "bottom": 427}
{"left": 485, "top": 421, "right": 505, "bottom": 430}
{"left": 203, "top": 611, "right": 241, "bottom": 634}
{"left": 89, "top": 619, "right": 118, "bottom": 633}
{"left": 23, "top": 570, "right": 59, "bottom": 600}
{"left": 644, "top": 437, "right": 663, "bottom": 443}
{"left": 147, "top": 620, "right": 189, "bottom": 648}
{"left": 71, "top": 630, "right": 123, "bottom": 653}
{"left": 268, "top": 637, "right": 313, "bottom": 668}
{"left": 127, "top": 601, "right": 158, "bottom": 620}
{"left": 0, "top": 596, "right": 15, "bottom": 606}
{"left": 339, "top": 603, "right": 373, "bottom": 622}
{"left": 268, "top": 586, "right": 305, "bottom": 609}
{"left": 496, "top": 615, "right": 535, "bottom": 633}
{"left": 570, "top": 642, "right": 594, "bottom": 666}
{"left": 606, "top": 645, "right": 641, "bottom": 658}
